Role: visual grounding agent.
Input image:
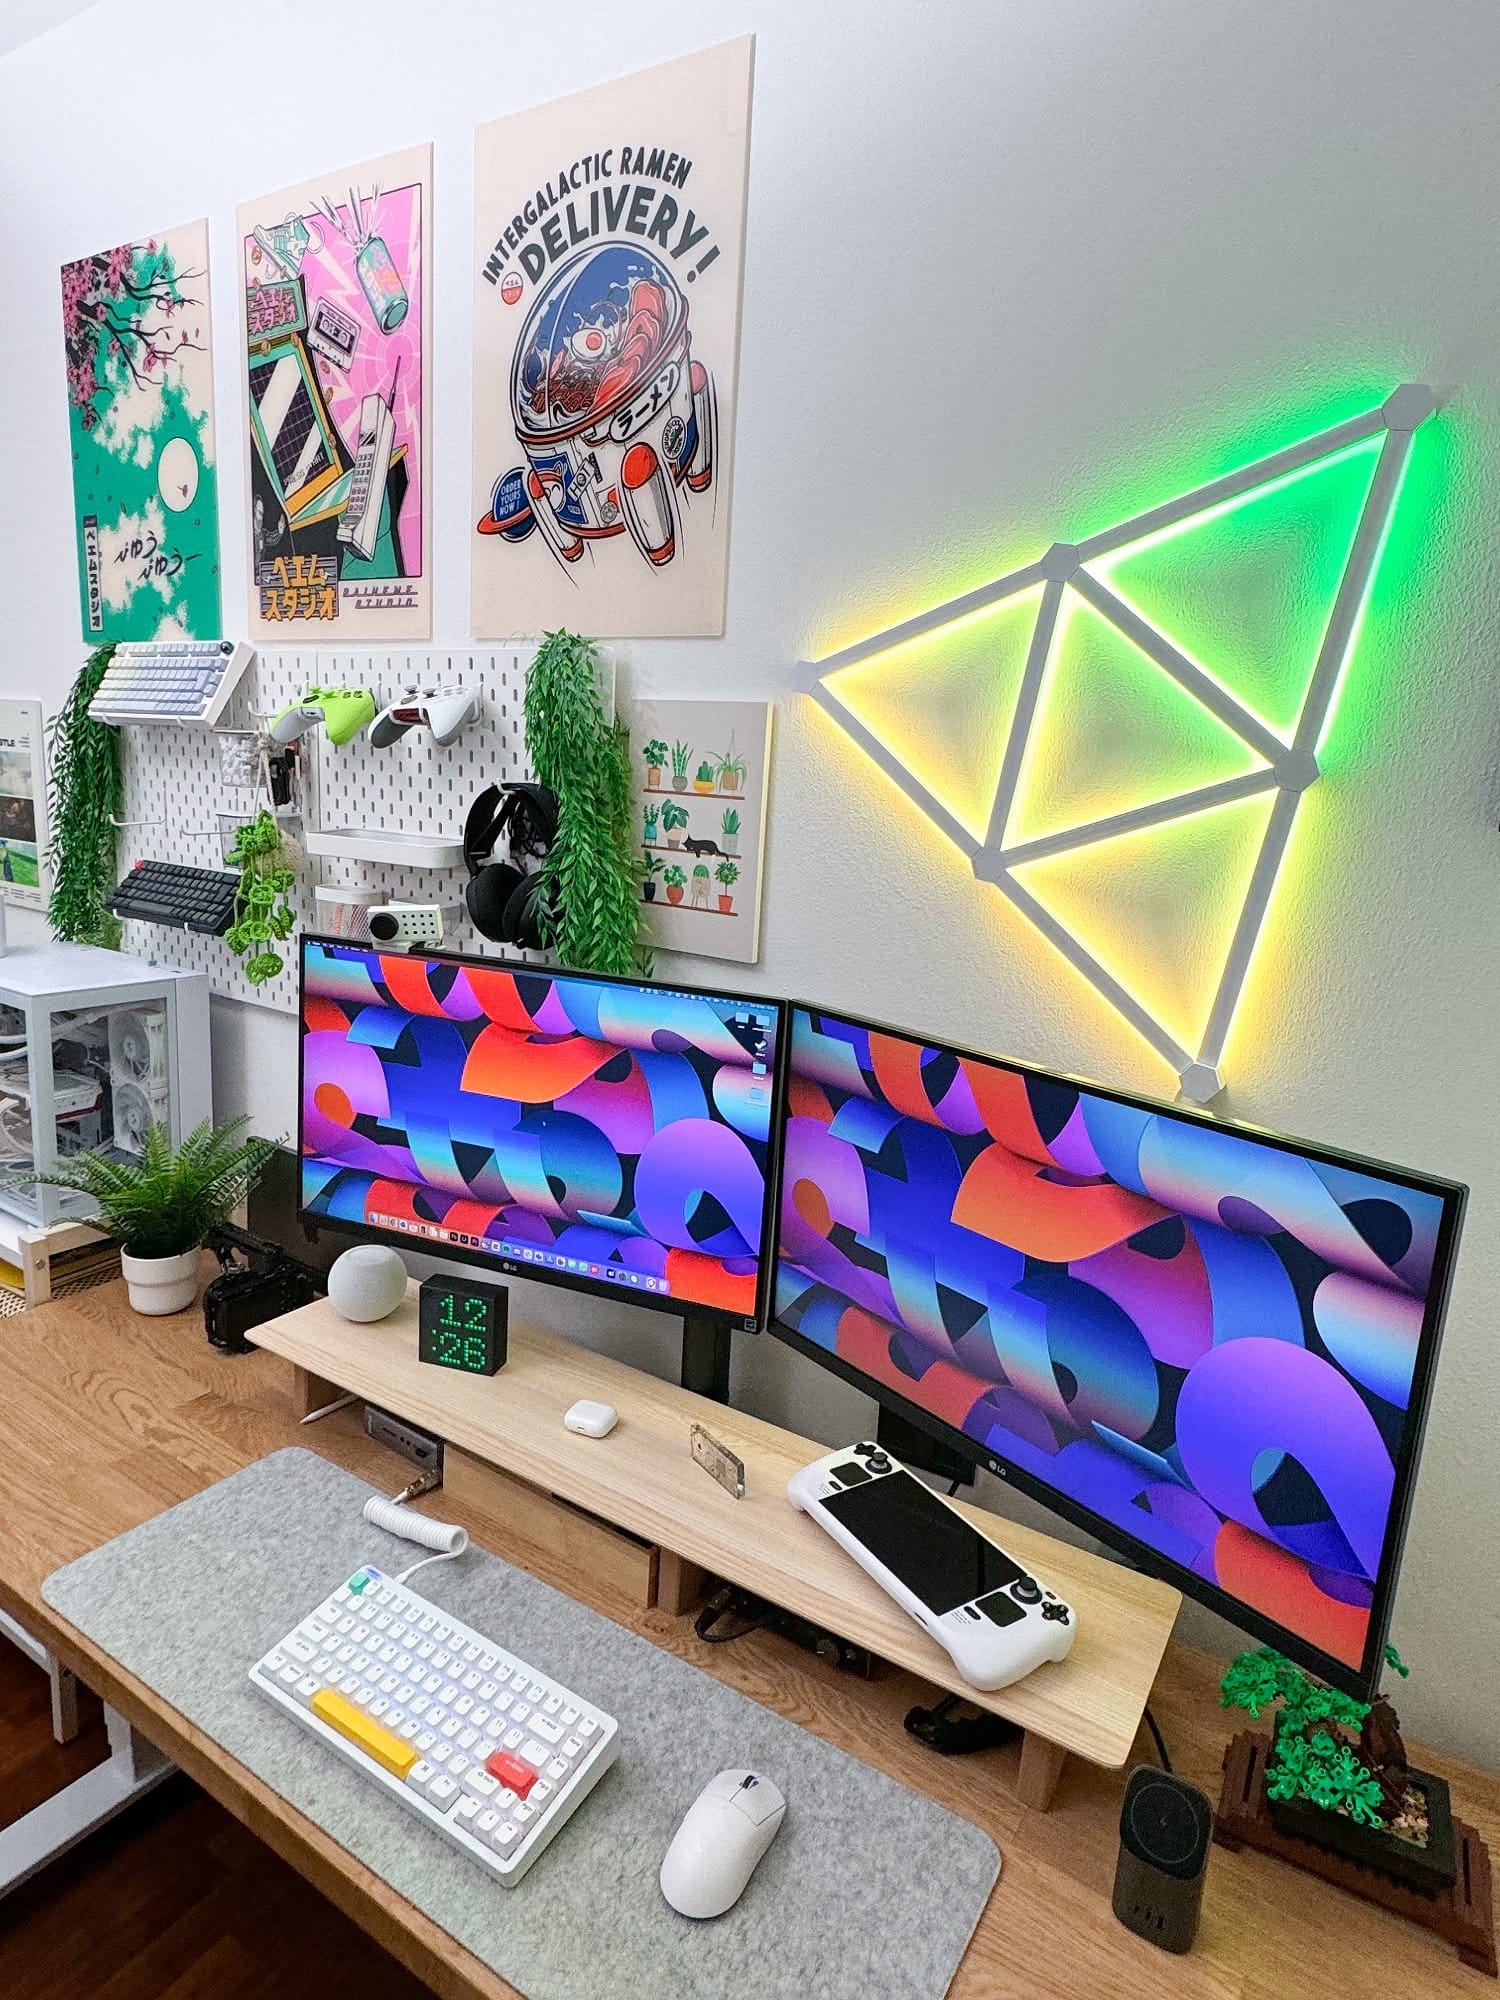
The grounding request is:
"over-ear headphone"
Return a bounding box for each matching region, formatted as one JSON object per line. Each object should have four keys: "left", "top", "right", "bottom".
{"left": 462, "top": 782, "right": 559, "bottom": 947}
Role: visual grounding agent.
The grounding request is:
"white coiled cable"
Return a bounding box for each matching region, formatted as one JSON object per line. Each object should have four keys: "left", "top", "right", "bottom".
{"left": 362, "top": 1490, "right": 469, "bottom": 1585}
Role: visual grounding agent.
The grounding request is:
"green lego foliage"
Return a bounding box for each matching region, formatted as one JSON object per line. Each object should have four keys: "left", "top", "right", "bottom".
{"left": 1220, "top": 1646, "right": 1402, "bottom": 1829}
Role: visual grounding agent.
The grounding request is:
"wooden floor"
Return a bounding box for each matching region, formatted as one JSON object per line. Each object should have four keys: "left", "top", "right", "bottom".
{"left": 0, "top": 1638, "right": 432, "bottom": 1999}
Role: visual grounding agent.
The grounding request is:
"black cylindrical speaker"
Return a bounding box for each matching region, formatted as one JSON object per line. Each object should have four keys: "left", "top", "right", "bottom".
{"left": 1111, "top": 1766, "right": 1213, "bottom": 1953}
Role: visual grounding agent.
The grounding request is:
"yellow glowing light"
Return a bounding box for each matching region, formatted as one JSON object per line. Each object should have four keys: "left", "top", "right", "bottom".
{"left": 1010, "top": 792, "right": 1279, "bottom": 1055}
{"left": 824, "top": 586, "right": 1043, "bottom": 842}
{"left": 798, "top": 386, "right": 1436, "bottom": 1099}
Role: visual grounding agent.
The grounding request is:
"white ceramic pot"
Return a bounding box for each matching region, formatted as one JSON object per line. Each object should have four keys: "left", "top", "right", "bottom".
{"left": 120, "top": 1248, "right": 200, "bottom": 1316}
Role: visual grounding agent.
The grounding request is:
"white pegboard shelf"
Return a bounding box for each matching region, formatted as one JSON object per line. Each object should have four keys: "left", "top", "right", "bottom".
{"left": 302, "top": 827, "right": 466, "bottom": 869}
{"left": 112, "top": 646, "right": 621, "bottom": 1014}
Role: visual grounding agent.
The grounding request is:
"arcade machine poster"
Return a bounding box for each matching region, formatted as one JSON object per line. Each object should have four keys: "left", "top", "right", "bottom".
{"left": 60, "top": 219, "right": 222, "bottom": 643}
{"left": 238, "top": 143, "right": 432, "bottom": 642}
{"left": 471, "top": 39, "right": 754, "bottom": 638}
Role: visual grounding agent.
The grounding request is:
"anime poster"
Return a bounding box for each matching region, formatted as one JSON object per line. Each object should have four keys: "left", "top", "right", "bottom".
{"left": 239, "top": 144, "right": 432, "bottom": 640}
{"left": 0, "top": 702, "right": 49, "bottom": 909}
{"left": 634, "top": 697, "right": 772, "bottom": 962}
{"left": 60, "top": 220, "right": 221, "bottom": 642}
{"left": 471, "top": 40, "right": 754, "bottom": 638}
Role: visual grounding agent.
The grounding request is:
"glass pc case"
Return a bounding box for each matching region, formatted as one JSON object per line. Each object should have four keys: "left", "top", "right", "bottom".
{"left": 0, "top": 945, "right": 211, "bottom": 1229}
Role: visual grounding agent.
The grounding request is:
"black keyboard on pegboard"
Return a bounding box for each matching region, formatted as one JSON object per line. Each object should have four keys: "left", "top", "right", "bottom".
{"left": 109, "top": 860, "right": 240, "bottom": 936}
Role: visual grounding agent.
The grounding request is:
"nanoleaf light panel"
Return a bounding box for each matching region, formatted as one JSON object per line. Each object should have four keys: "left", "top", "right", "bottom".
{"left": 798, "top": 384, "right": 1436, "bottom": 1101}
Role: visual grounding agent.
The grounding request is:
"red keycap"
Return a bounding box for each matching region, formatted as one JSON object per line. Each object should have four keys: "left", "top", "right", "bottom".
{"left": 486, "top": 1750, "right": 538, "bottom": 1797}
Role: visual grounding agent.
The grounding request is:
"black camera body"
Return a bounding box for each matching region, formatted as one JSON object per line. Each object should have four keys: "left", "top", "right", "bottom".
{"left": 203, "top": 1221, "right": 322, "bottom": 1354}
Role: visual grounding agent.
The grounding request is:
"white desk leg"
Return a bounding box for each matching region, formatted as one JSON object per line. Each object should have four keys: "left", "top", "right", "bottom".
{"left": 0, "top": 1606, "right": 79, "bottom": 1744}
{"left": 0, "top": 1705, "right": 174, "bottom": 1899}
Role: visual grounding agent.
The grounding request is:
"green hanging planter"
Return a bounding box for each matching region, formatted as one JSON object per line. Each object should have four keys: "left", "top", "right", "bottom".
{"left": 48, "top": 645, "right": 123, "bottom": 947}
{"left": 524, "top": 630, "right": 647, "bottom": 978}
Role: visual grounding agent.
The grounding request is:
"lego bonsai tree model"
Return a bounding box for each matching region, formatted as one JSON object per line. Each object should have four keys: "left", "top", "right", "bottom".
{"left": 1219, "top": 1643, "right": 1454, "bottom": 1871}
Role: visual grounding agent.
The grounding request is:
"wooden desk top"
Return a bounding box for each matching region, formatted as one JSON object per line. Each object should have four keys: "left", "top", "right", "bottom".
{"left": 0, "top": 1278, "right": 1494, "bottom": 2000}
{"left": 251, "top": 1289, "right": 1180, "bottom": 1771}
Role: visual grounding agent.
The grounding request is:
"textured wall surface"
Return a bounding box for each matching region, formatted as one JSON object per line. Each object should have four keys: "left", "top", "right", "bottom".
{"left": 2, "top": 0, "right": 1496, "bottom": 1763}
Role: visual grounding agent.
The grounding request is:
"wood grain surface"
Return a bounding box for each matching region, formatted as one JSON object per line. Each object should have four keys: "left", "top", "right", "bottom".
{"left": 249, "top": 1289, "right": 1180, "bottom": 1769}
{"left": 0, "top": 1277, "right": 1493, "bottom": 2000}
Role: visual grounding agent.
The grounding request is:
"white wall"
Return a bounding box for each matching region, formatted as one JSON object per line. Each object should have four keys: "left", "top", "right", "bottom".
{"left": 2, "top": 0, "right": 1497, "bottom": 1764}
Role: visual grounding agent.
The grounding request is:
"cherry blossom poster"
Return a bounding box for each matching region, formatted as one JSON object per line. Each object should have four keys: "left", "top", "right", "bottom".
{"left": 239, "top": 143, "right": 432, "bottom": 640}
{"left": 60, "top": 220, "right": 222, "bottom": 642}
{"left": 471, "top": 40, "right": 754, "bottom": 638}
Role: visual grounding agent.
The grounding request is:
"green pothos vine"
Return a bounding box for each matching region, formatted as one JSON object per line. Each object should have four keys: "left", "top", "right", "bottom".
{"left": 48, "top": 644, "right": 123, "bottom": 946}
{"left": 224, "top": 810, "right": 296, "bottom": 984}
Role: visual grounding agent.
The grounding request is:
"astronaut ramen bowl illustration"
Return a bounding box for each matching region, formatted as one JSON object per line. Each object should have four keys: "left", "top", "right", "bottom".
{"left": 477, "top": 243, "right": 716, "bottom": 570}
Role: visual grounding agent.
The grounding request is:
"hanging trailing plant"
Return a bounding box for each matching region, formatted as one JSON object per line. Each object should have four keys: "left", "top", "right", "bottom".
{"left": 524, "top": 630, "right": 646, "bottom": 976}
{"left": 48, "top": 644, "right": 123, "bottom": 946}
{"left": 224, "top": 810, "right": 297, "bottom": 984}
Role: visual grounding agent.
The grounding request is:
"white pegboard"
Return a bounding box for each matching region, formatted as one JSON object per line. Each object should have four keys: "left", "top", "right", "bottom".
{"left": 113, "top": 647, "right": 612, "bottom": 1014}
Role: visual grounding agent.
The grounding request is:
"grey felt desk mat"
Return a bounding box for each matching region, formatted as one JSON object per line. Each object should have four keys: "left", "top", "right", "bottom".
{"left": 43, "top": 1448, "right": 999, "bottom": 2000}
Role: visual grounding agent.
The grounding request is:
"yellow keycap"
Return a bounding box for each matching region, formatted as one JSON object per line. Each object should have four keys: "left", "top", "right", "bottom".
{"left": 310, "top": 1688, "right": 419, "bottom": 1779}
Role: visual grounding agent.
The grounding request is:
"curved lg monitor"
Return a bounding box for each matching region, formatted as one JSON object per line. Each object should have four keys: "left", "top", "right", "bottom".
{"left": 773, "top": 1004, "right": 1465, "bottom": 1697}
{"left": 299, "top": 939, "right": 786, "bottom": 1330}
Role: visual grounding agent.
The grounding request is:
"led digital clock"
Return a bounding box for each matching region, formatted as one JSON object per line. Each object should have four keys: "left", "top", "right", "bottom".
{"left": 417, "top": 1275, "right": 508, "bottom": 1376}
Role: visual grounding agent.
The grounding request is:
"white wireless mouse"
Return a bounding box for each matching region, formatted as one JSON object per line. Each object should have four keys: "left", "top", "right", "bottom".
{"left": 659, "top": 1769, "right": 786, "bottom": 1919}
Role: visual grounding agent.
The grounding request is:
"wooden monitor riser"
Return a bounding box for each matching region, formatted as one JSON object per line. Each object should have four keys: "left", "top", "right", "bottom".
{"left": 250, "top": 1288, "right": 1180, "bottom": 1810}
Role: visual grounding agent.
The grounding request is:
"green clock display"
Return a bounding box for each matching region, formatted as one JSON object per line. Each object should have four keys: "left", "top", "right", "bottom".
{"left": 418, "top": 1275, "right": 508, "bottom": 1376}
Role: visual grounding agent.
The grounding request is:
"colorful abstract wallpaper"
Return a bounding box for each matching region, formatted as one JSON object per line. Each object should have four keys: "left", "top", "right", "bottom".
{"left": 775, "top": 1008, "right": 1459, "bottom": 1677}
{"left": 302, "top": 944, "right": 780, "bottom": 1319}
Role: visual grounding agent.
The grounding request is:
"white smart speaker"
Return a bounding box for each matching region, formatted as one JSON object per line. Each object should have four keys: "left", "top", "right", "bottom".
{"left": 328, "top": 1244, "right": 409, "bottom": 1323}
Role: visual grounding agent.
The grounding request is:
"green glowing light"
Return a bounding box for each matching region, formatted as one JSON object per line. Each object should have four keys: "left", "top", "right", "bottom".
{"left": 799, "top": 384, "right": 1438, "bottom": 1099}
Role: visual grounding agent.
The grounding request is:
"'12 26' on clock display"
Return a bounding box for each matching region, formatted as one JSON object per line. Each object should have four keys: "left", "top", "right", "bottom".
{"left": 418, "top": 1275, "right": 508, "bottom": 1376}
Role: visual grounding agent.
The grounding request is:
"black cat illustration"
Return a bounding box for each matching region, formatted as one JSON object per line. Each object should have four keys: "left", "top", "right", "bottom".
{"left": 682, "top": 836, "right": 724, "bottom": 858}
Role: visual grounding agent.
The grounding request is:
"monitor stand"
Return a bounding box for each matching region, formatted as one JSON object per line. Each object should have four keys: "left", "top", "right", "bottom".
{"left": 877, "top": 1407, "right": 975, "bottom": 1487}
{"left": 680, "top": 1311, "right": 731, "bottom": 1404}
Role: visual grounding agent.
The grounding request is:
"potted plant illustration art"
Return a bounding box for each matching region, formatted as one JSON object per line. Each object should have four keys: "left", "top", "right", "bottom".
{"left": 714, "top": 741, "right": 748, "bottom": 795}
{"left": 643, "top": 853, "right": 663, "bottom": 903}
{"left": 692, "top": 760, "right": 716, "bottom": 795}
{"left": 662, "top": 799, "right": 689, "bottom": 848}
{"left": 689, "top": 861, "right": 712, "bottom": 907}
{"left": 720, "top": 806, "right": 740, "bottom": 856}
{"left": 642, "top": 803, "right": 660, "bottom": 846}
{"left": 715, "top": 859, "right": 740, "bottom": 913}
{"left": 643, "top": 738, "right": 668, "bottom": 788}
{"left": 663, "top": 862, "right": 687, "bottom": 905}
{"left": 1219, "top": 1645, "right": 1457, "bottom": 1894}
{"left": 670, "top": 740, "right": 692, "bottom": 792}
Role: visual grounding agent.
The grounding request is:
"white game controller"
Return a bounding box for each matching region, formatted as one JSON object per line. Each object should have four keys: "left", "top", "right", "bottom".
{"left": 787, "top": 1442, "right": 1076, "bottom": 1691}
{"left": 369, "top": 686, "right": 480, "bottom": 749}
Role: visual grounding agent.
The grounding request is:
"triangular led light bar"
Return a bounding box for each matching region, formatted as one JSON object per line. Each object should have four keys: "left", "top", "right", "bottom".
{"left": 797, "top": 385, "right": 1437, "bottom": 1100}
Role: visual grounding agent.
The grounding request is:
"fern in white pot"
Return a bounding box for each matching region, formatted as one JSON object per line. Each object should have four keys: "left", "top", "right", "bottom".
{"left": 34, "top": 1116, "right": 276, "bottom": 1315}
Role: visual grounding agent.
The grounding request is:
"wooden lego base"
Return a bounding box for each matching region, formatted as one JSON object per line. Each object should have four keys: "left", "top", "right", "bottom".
{"left": 1215, "top": 1731, "right": 1497, "bottom": 1978}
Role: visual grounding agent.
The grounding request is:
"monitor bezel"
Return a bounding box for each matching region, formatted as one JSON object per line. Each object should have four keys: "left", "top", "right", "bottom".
{"left": 771, "top": 1000, "right": 1467, "bottom": 1699}
{"left": 297, "top": 934, "right": 790, "bottom": 1335}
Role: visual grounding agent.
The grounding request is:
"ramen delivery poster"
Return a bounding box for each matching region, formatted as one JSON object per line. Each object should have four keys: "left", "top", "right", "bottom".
{"left": 472, "top": 40, "right": 754, "bottom": 637}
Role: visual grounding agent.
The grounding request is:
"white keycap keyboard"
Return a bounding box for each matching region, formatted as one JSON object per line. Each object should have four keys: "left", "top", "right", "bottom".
{"left": 250, "top": 1565, "right": 619, "bottom": 1885}
{"left": 88, "top": 639, "right": 255, "bottom": 727}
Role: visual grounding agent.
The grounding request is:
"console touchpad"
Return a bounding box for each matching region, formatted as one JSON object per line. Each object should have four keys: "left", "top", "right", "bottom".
{"left": 975, "top": 1591, "right": 1025, "bottom": 1627}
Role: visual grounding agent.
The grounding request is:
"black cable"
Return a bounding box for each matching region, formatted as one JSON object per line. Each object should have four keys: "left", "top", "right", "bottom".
{"left": 1144, "top": 1705, "right": 1173, "bottom": 1773}
{"left": 946, "top": 1478, "right": 961, "bottom": 1496}
{"left": 694, "top": 1588, "right": 759, "bottom": 1646}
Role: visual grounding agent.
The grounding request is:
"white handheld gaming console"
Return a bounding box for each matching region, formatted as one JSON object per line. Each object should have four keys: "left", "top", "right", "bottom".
{"left": 787, "top": 1442, "right": 1076, "bottom": 1690}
